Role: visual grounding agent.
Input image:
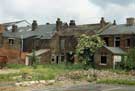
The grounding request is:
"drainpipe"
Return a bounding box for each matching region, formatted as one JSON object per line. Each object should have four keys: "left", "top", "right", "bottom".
{"left": 113, "top": 56, "right": 115, "bottom": 69}
{"left": 21, "top": 35, "right": 23, "bottom": 52}
{"left": 19, "top": 35, "right": 23, "bottom": 60}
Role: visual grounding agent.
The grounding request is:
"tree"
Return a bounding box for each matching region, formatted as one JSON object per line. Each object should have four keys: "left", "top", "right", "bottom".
{"left": 76, "top": 34, "right": 105, "bottom": 66}
{"left": 121, "top": 48, "right": 135, "bottom": 70}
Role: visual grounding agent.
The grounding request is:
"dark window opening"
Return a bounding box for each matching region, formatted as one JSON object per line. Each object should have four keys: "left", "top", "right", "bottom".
{"left": 101, "top": 55, "right": 107, "bottom": 64}
{"left": 56, "top": 56, "right": 59, "bottom": 64}
{"left": 103, "top": 37, "right": 109, "bottom": 46}
{"left": 115, "top": 37, "right": 120, "bottom": 47}
{"left": 9, "top": 39, "right": 14, "bottom": 45}
{"left": 61, "top": 55, "right": 65, "bottom": 62}
{"left": 52, "top": 58, "right": 55, "bottom": 62}
{"left": 126, "top": 38, "right": 131, "bottom": 47}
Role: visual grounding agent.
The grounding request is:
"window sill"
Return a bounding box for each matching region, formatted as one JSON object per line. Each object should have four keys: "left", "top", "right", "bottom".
{"left": 99, "top": 63, "right": 107, "bottom": 66}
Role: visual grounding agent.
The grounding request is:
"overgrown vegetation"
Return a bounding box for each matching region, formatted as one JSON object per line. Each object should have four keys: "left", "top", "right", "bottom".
{"left": 1, "top": 64, "right": 135, "bottom": 85}
{"left": 29, "top": 49, "right": 40, "bottom": 68}
{"left": 120, "top": 48, "right": 135, "bottom": 70}
{"left": 97, "top": 79, "right": 135, "bottom": 85}
{"left": 76, "top": 34, "right": 104, "bottom": 66}
{"left": 0, "top": 64, "right": 85, "bottom": 82}
{"left": 7, "top": 64, "right": 27, "bottom": 69}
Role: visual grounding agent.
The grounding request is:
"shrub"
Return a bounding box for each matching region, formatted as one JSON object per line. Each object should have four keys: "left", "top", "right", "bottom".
{"left": 97, "top": 79, "right": 135, "bottom": 85}
{"left": 120, "top": 48, "right": 135, "bottom": 70}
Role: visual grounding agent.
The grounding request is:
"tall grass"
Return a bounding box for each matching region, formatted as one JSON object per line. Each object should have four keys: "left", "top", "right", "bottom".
{"left": 1, "top": 64, "right": 85, "bottom": 82}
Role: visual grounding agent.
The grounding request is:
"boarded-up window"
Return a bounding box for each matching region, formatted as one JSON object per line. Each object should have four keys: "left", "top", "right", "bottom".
{"left": 114, "top": 55, "right": 121, "bottom": 62}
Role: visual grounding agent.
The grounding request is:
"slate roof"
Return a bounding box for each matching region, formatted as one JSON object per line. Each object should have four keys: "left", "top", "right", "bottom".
{"left": 104, "top": 46, "right": 126, "bottom": 55}
{"left": 100, "top": 24, "right": 135, "bottom": 35}
{"left": 60, "top": 23, "right": 109, "bottom": 36}
{"left": 3, "top": 20, "right": 31, "bottom": 27}
{"left": 3, "top": 24, "right": 56, "bottom": 39}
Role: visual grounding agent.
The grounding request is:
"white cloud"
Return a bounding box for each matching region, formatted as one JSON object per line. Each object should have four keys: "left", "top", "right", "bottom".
{"left": 102, "top": 3, "right": 135, "bottom": 24}
{"left": 0, "top": 0, "right": 134, "bottom": 24}
{"left": 0, "top": 0, "right": 102, "bottom": 24}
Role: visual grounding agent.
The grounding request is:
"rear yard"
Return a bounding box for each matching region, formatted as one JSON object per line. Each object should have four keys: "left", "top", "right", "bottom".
{"left": 0, "top": 64, "right": 135, "bottom": 91}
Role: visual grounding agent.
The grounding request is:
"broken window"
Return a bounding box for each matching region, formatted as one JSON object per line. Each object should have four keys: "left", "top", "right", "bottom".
{"left": 8, "top": 38, "right": 15, "bottom": 45}
{"left": 114, "top": 37, "right": 120, "bottom": 47}
{"left": 100, "top": 55, "right": 107, "bottom": 65}
{"left": 126, "top": 38, "right": 131, "bottom": 47}
{"left": 103, "top": 37, "right": 109, "bottom": 46}
{"left": 61, "top": 55, "right": 65, "bottom": 62}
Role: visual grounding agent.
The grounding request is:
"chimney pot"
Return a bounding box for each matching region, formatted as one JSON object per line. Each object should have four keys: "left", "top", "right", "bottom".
{"left": 113, "top": 20, "right": 116, "bottom": 25}
{"left": 69, "top": 20, "right": 76, "bottom": 27}
{"left": 100, "top": 17, "right": 106, "bottom": 28}
{"left": 46, "top": 22, "right": 50, "bottom": 25}
{"left": 32, "top": 20, "right": 38, "bottom": 31}
{"left": 56, "top": 18, "right": 62, "bottom": 31}
{"left": 12, "top": 25, "right": 17, "bottom": 32}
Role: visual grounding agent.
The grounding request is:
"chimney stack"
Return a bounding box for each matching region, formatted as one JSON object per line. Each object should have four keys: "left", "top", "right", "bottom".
{"left": 63, "top": 23, "right": 68, "bottom": 28}
{"left": 126, "top": 17, "right": 135, "bottom": 26}
{"left": 46, "top": 22, "right": 50, "bottom": 25}
{"left": 69, "top": 20, "right": 76, "bottom": 27}
{"left": 32, "top": 20, "right": 38, "bottom": 31}
{"left": 56, "top": 18, "right": 62, "bottom": 31}
{"left": 12, "top": 25, "right": 17, "bottom": 32}
{"left": 113, "top": 20, "right": 116, "bottom": 25}
{"left": 100, "top": 17, "right": 106, "bottom": 28}
{"left": 0, "top": 24, "right": 4, "bottom": 33}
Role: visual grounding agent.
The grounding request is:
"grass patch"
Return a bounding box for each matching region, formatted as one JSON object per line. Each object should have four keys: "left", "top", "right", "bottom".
{"left": 1, "top": 64, "right": 85, "bottom": 82}
{"left": 0, "top": 73, "right": 20, "bottom": 82}
{"left": 97, "top": 79, "right": 135, "bottom": 85}
{"left": 6, "top": 64, "right": 28, "bottom": 69}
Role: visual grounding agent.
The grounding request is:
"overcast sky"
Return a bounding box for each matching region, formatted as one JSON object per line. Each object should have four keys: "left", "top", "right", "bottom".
{"left": 0, "top": 0, "right": 135, "bottom": 24}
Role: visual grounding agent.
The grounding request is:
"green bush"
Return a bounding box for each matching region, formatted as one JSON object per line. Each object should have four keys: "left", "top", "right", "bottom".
{"left": 120, "top": 48, "right": 135, "bottom": 70}
{"left": 0, "top": 73, "right": 20, "bottom": 81}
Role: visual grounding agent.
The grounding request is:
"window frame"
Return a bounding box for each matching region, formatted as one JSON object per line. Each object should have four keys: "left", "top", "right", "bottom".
{"left": 114, "top": 36, "right": 120, "bottom": 47}
{"left": 60, "top": 39, "right": 65, "bottom": 50}
{"left": 125, "top": 38, "right": 131, "bottom": 48}
{"left": 100, "top": 55, "right": 107, "bottom": 65}
{"left": 103, "top": 37, "right": 109, "bottom": 46}
{"left": 8, "top": 38, "right": 15, "bottom": 46}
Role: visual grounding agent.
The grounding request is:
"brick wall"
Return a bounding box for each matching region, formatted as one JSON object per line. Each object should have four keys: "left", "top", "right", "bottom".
{"left": 101, "top": 34, "right": 135, "bottom": 51}
{"left": 94, "top": 47, "right": 114, "bottom": 69}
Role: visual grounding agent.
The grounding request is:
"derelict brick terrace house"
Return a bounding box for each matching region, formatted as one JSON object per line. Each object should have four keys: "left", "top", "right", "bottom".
{"left": 1, "top": 20, "right": 57, "bottom": 64}
{"left": 0, "top": 17, "right": 110, "bottom": 65}
{"left": 94, "top": 17, "right": 135, "bottom": 69}
{"left": 2, "top": 20, "right": 57, "bottom": 52}
{"left": 56, "top": 17, "right": 110, "bottom": 64}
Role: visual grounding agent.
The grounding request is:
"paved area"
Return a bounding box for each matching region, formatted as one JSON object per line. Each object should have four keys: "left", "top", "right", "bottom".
{"left": 32, "top": 84, "right": 135, "bottom": 91}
